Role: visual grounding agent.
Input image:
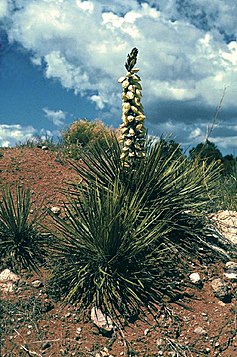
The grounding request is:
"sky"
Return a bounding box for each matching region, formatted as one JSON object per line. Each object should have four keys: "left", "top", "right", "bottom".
{"left": 0, "top": 0, "right": 237, "bottom": 155}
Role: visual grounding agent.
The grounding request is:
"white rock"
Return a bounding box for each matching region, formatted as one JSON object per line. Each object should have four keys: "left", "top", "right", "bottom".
{"left": 211, "top": 278, "right": 231, "bottom": 302}
{"left": 50, "top": 206, "right": 61, "bottom": 215}
{"left": 226, "top": 261, "right": 237, "bottom": 269}
{"left": 144, "top": 328, "right": 149, "bottom": 336}
{"left": 194, "top": 326, "right": 207, "bottom": 335}
{"left": 189, "top": 272, "right": 202, "bottom": 284}
{"left": 0, "top": 269, "right": 20, "bottom": 282}
{"left": 0, "top": 281, "right": 15, "bottom": 293}
{"left": 91, "top": 307, "right": 114, "bottom": 333}
{"left": 224, "top": 272, "right": 237, "bottom": 280}
{"left": 76, "top": 327, "right": 82, "bottom": 334}
{"left": 32, "top": 280, "right": 43, "bottom": 288}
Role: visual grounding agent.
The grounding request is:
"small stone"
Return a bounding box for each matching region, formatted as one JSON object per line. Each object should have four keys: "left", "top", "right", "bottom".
{"left": 194, "top": 326, "right": 207, "bottom": 335}
{"left": 91, "top": 307, "right": 114, "bottom": 333}
{"left": 224, "top": 272, "right": 237, "bottom": 279}
{"left": 156, "top": 338, "right": 164, "bottom": 347}
{"left": 0, "top": 269, "right": 20, "bottom": 293}
{"left": 144, "top": 328, "right": 149, "bottom": 336}
{"left": 27, "top": 330, "right": 31, "bottom": 335}
{"left": 50, "top": 206, "right": 61, "bottom": 215}
{"left": 224, "top": 261, "right": 237, "bottom": 279}
{"left": 226, "top": 261, "right": 237, "bottom": 269}
{"left": 211, "top": 278, "right": 232, "bottom": 302}
{"left": 0, "top": 269, "right": 20, "bottom": 282}
{"left": 65, "top": 312, "right": 71, "bottom": 318}
{"left": 42, "top": 146, "right": 48, "bottom": 150}
{"left": 76, "top": 327, "right": 82, "bottom": 334}
{"left": 189, "top": 272, "right": 202, "bottom": 285}
{"left": 32, "top": 280, "right": 43, "bottom": 288}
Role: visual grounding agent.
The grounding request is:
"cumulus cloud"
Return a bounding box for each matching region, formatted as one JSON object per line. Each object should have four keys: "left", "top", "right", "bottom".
{"left": 0, "top": 0, "right": 8, "bottom": 18}
{"left": 0, "top": 124, "right": 36, "bottom": 147}
{"left": 43, "top": 107, "right": 66, "bottom": 127}
{"left": 1, "top": 0, "right": 237, "bottom": 153}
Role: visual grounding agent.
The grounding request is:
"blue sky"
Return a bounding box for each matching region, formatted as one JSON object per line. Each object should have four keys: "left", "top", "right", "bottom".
{"left": 0, "top": 0, "right": 237, "bottom": 155}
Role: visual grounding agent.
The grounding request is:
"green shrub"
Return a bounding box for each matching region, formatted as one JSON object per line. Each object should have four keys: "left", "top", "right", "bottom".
{"left": 0, "top": 185, "right": 46, "bottom": 272}
{"left": 61, "top": 119, "right": 115, "bottom": 159}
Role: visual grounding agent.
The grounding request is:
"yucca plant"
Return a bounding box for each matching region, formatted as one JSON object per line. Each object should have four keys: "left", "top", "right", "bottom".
{"left": 48, "top": 49, "right": 229, "bottom": 324}
{"left": 48, "top": 177, "right": 189, "bottom": 322}
{"left": 0, "top": 185, "right": 46, "bottom": 272}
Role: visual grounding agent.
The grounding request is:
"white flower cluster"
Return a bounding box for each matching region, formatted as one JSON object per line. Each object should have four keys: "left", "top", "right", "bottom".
{"left": 118, "top": 66, "right": 146, "bottom": 167}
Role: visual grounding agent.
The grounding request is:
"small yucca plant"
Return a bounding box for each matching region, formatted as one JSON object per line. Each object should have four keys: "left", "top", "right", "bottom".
{"left": 0, "top": 185, "right": 46, "bottom": 272}
{"left": 48, "top": 177, "right": 184, "bottom": 322}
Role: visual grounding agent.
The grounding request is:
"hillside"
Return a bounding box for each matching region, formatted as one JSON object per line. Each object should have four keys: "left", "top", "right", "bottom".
{"left": 0, "top": 147, "right": 236, "bottom": 357}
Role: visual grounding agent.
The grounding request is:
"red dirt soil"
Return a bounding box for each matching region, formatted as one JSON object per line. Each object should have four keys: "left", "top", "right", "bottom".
{"left": 0, "top": 147, "right": 236, "bottom": 357}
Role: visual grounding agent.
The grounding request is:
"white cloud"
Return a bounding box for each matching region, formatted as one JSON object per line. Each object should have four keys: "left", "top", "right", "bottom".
{"left": 2, "top": 0, "right": 237, "bottom": 153}
{"left": 0, "top": 124, "right": 36, "bottom": 147}
{"left": 0, "top": 0, "right": 8, "bottom": 18}
{"left": 5, "top": 0, "right": 237, "bottom": 111}
{"left": 43, "top": 108, "right": 66, "bottom": 126}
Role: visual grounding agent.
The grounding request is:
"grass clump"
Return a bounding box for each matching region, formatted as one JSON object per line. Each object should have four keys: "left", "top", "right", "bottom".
{"left": 0, "top": 185, "right": 46, "bottom": 272}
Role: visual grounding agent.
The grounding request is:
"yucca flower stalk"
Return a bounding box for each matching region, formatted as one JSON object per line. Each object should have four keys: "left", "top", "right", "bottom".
{"left": 118, "top": 48, "right": 146, "bottom": 168}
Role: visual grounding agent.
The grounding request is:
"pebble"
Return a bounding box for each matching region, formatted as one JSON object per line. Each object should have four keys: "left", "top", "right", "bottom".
{"left": 50, "top": 206, "right": 61, "bottom": 215}
{"left": 32, "top": 280, "right": 43, "bottom": 288}
{"left": 194, "top": 326, "right": 207, "bottom": 335}
{"left": 189, "top": 272, "right": 202, "bottom": 285}
{"left": 144, "top": 328, "right": 149, "bottom": 336}
{"left": 211, "top": 278, "right": 231, "bottom": 302}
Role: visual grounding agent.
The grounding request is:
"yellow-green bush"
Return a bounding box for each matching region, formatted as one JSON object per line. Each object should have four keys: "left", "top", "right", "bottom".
{"left": 62, "top": 119, "right": 115, "bottom": 159}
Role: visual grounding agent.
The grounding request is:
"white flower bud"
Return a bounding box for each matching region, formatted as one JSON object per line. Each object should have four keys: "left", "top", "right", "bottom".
{"left": 130, "top": 106, "right": 138, "bottom": 113}
{"left": 118, "top": 76, "right": 126, "bottom": 83}
{"left": 125, "top": 139, "right": 132, "bottom": 146}
{"left": 128, "top": 85, "right": 136, "bottom": 93}
{"left": 136, "top": 124, "right": 143, "bottom": 131}
{"left": 122, "top": 79, "right": 130, "bottom": 88}
{"left": 126, "top": 91, "right": 134, "bottom": 100}
{"left": 122, "top": 102, "right": 131, "bottom": 114}
{"left": 127, "top": 115, "right": 135, "bottom": 122}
